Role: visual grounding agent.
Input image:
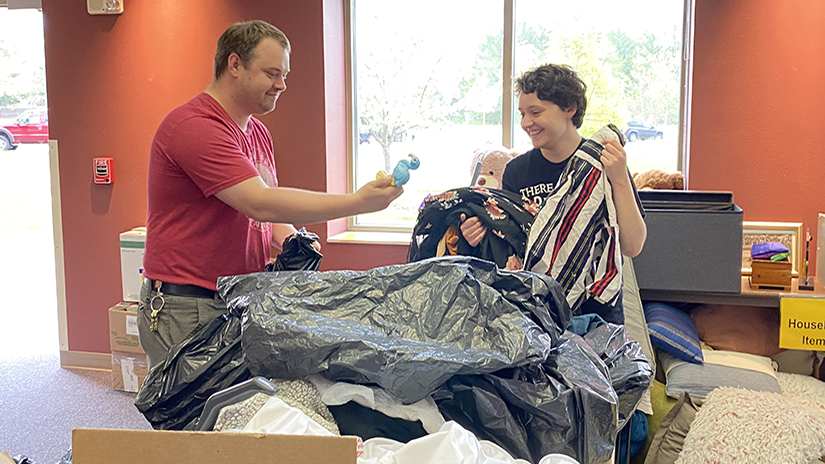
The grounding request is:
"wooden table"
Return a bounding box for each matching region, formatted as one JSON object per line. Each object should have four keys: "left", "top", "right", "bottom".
{"left": 639, "top": 276, "right": 825, "bottom": 308}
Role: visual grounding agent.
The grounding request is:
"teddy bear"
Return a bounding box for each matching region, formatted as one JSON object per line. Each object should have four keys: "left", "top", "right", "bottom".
{"left": 470, "top": 145, "right": 520, "bottom": 189}
{"left": 632, "top": 169, "right": 685, "bottom": 190}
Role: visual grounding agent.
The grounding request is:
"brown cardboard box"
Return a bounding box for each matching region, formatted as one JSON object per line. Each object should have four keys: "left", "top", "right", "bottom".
{"left": 108, "top": 302, "right": 143, "bottom": 354}
{"left": 72, "top": 429, "right": 357, "bottom": 464}
{"left": 111, "top": 351, "right": 148, "bottom": 393}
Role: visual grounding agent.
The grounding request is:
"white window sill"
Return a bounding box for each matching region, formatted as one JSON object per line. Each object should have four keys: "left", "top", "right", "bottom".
{"left": 327, "top": 230, "right": 412, "bottom": 246}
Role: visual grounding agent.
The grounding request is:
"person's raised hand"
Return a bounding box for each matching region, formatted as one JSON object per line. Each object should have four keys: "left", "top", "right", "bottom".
{"left": 460, "top": 213, "right": 487, "bottom": 247}
{"left": 354, "top": 175, "right": 404, "bottom": 213}
{"left": 600, "top": 139, "right": 631, "bottom": 188}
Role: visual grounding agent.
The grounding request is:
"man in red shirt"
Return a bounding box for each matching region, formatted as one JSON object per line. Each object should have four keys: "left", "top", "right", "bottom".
{"left": 139, "top": 20, "right": 402, "bottom": 367}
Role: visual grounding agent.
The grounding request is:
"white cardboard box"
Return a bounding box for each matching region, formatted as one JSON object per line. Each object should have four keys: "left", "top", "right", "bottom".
{"left": 120, "top": 227, "right": 146, "bottom": 302}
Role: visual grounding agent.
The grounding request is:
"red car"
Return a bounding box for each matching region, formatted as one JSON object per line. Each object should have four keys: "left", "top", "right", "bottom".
{"left": 0, "top": 109, "right": 49, "bottom": 150}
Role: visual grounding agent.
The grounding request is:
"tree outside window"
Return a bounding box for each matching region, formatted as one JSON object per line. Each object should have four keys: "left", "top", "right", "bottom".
{"left": 350, "top": 0, "right": 687, "bottom": 230}
{"left": 0, "top": 9, "right": 46, "bottom": 112}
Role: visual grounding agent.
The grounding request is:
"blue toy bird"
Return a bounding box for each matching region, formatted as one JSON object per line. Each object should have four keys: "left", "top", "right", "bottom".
{"left": 377, "top": 154, "right": 420, "bottom": 187}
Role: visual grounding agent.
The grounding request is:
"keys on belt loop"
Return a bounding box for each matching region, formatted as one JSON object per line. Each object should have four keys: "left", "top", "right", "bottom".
{"left": 149, "top": 280, "right": 165, "bottom": 332}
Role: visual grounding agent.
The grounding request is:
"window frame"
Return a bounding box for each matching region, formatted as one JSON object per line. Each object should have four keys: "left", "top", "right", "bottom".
{"left": 343, "top": 0, "right": 695, "bottom": 235}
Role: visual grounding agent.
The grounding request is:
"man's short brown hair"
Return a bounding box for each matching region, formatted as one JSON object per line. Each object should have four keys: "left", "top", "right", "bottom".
{"left": 515, "top": 64, "right": 587, "bottom": 128}
{"left": 214, "top": 20, "right": 290, "bottom": 80}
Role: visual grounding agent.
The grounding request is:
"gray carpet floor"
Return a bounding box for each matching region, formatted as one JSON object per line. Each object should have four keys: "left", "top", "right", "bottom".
{"left": 0, "top": 354, "right": 153, "bottom": 463}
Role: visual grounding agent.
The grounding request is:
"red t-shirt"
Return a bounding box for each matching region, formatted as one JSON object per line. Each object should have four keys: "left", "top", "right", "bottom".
{"left": 143, "top": 93, "right": 277, "bottom": 290}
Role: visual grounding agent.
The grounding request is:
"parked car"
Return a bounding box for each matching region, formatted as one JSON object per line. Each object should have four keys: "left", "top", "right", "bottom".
{"left": 0, "top": 109, "right": 49, "bottom": 150}
{"left": 358, "top": 127, "right": 410, "bottom": 145}
{"left": 623, "top": 120, "right": 662, "bottom": 142}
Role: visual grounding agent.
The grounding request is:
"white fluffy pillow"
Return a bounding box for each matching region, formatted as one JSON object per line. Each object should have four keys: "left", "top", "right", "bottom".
{"left": 676, "top": 386, "right": 825, "bottom": 464}
{"left": 777, "top": 371, "right": 825, "bottom": 412}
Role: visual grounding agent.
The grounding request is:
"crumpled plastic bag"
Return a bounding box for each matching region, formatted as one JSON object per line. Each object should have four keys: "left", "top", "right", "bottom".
{"left": 9, "top": 456, "right": 36, "bottom": 464}
{"left": 582, "top": 323, "right": 653, "bottom": 428}
{"left": 432, "top": 323, "right": 651, "bottom": 464}
{"left": 135, "top": 227, "right": 327, "bottom": 430}
{"left": 134, "top": 311, "right": 251, "bottom": 430}
{"left": 265, "top": 227, "right": 322, "bottom": 272}
{"left": 218, "top": 256, "right": 570, "bottom": 404}
{"left": 216, "top": 255, "right": 636, "bottom": 462}
{"left": 434, "top": 330, "right": 619, "bottom": 464}
{"left": 56, "top": 449, "right": 72, "bottom": 464}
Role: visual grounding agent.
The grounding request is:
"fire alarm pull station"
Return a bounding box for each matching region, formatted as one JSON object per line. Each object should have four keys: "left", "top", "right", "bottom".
{"left": 94, "top": 157, "right": 113, "bottom": 184}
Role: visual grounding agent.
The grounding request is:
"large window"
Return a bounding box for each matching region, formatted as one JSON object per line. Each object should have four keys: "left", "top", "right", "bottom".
{"left": 349, "top": 0, "right": 691, "bottom": 231}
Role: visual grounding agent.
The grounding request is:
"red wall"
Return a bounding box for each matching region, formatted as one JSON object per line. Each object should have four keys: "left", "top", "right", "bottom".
{"left": 43, "top": 0, "right": 824, "bottom": 354}
{"left": 689, "top": 0, "right": 825, "bottom": 270}
{"left": 43, "top": 0, "right": 407, "bottom": 354}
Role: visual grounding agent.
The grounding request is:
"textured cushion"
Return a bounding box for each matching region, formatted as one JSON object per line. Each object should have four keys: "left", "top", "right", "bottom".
{"left": 643, "top": 392, "right": 699, "bottom": 464}
{"left": 678, "top": 387, "right": 825, "bottom": 464}
{"left": 819, "top": 352, "right": 825, "bottom": 381}
{"left": 777, "top": 371, "right": 825, "bottom": 411}
{"left": 660, "top": 349, "right": 781, "bottom": 399}
{"left": 644, "top": 302, "right": 703, "bottom": 364}
{"left": 690, "top": 304, "right": 781, "bottom": 357}
{"left": 771, "top": 349, "right": 817, "bottom": 376}
{"left": 622, "top": 257, "right": 655, "bottom": 415}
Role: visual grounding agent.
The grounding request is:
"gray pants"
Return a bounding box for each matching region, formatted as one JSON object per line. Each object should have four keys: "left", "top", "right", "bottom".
{"left": 137, "top": 279, "right": 227, "bottom": 368}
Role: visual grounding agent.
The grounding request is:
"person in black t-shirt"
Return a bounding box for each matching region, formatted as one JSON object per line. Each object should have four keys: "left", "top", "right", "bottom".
{"left": 462, "top": 63, "right": 645, "bottom": 256}
{"left": 501, "top": 142, "right": 582, "bottom": 208}
{"left": 460, "top": 64, "right": 647, "bottom": 323}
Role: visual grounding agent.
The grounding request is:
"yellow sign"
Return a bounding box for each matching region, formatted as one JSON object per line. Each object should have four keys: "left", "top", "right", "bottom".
{"left": 779, "top": 297, "right": 825, "bottom": 350}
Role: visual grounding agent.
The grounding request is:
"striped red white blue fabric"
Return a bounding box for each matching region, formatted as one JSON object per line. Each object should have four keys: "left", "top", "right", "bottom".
{"left": 523, "top": 125, "right": 624, "bottom": 312}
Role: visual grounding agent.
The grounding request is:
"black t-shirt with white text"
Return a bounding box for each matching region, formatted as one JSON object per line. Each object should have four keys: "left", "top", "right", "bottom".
{"left": 501, "top": 143, "right": 644, "bottom": 216}
{"left": 501, "top": 147, "right": 576, "bottom": 207}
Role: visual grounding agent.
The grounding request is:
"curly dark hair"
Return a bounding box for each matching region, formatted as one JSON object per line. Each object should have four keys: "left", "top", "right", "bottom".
{"left": 515, "top": 64, "right": 587, "bottom": 128}
{"left": 214, "top": 20, "right": 290, "bottom": 81}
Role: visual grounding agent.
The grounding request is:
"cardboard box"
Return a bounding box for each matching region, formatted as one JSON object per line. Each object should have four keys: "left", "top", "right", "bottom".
{"left": 120, "top": 227, "right": 146, "bottom": 302}
{"left": 109, "top": 302, "right": 147, "bottom": 392}
{"left": 108, "top": 302, "right": 143, "bottom": 354}
{"left": 111, "top": 351, "right": 148, "bottom": 393}
{"left": 72, "top": 429, "right": 357, "bottom": 464}
{"left": 633, "top": 191, "right": 743, "bottom": 293}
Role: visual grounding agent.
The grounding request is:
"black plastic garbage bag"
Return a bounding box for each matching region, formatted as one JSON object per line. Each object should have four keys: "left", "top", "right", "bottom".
{"left": 56, "top": 449, "right": 71, "bottom": 464}
{"left": 433, "top": 324, "right": 653, "bottom": 464}
{"left": 10, "top": 456, "right": 36, "bottom": 464}
{"left": 133, "top": 229, "right": 324, "bottom": 431}
{"left": 218, "top": 256, "right": 570, "bottom": 404}
{"left": 435, "top": 331, "right": 618, "bottom": 464}
{"left": 134, "top": 311, "right": 251, "bottom": 430}
{"left": 583, "top": 323, "right": 653, "bottom": 428}
{"left": 265, "top": 227, "right": 322, "bottom": 272}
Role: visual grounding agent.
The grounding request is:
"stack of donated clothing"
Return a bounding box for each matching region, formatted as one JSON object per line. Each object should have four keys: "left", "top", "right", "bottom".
{"left": 136, "top": 256, "right": 652, "bottom": 464}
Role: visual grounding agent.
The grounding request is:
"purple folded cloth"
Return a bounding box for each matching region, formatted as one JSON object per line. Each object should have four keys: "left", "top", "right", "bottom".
{"left": 751, "top": 241, "right": 789, "bottom": 259}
